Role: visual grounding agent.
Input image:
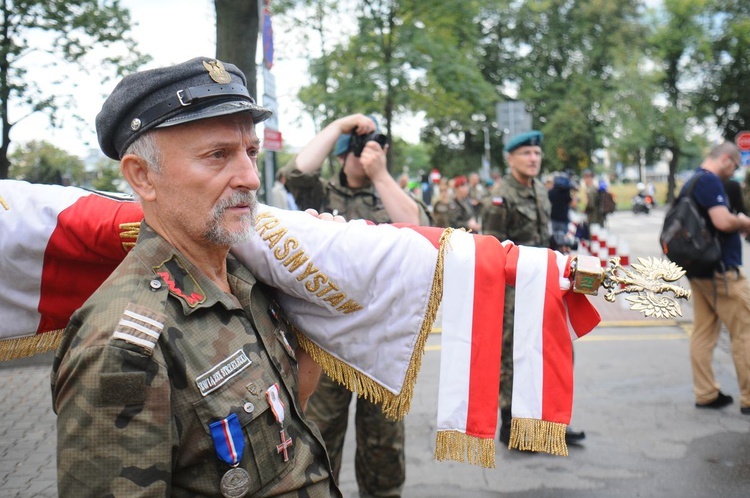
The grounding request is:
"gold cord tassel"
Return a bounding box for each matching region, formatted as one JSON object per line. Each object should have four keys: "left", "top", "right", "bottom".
{"left": 509, "top": 418, "right": 568, "bottom": 456}
{"left": 0, "top": 329, "right": 64, "bottom": 362}
{"left": 435, "top": 430, "right": 496, "bottom": 468}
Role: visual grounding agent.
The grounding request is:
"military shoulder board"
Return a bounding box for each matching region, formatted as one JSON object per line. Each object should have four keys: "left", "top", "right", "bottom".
{"left": 111, "top": 304, "right": 166, "bottom": 355}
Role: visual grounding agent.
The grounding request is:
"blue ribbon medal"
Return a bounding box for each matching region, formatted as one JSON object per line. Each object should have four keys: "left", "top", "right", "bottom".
{"left": 210, "top": 413, "right": 251, "bottom": 497}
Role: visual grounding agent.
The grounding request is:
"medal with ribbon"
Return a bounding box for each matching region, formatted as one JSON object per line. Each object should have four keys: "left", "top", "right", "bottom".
{"left": 266, "top": 384, "right": 293, "bottom": 462}
{"left": 209, "top": 413, "right": 251, "bottom": 498}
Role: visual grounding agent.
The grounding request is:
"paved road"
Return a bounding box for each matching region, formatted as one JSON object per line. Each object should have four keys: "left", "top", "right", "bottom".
{"left": 2, "top": 207, "right": 748, "bottom": 497}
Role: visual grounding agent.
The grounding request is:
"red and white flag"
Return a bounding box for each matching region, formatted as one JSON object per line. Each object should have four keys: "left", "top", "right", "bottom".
{"left": 0, "top": 180, "right": 600, "bottom": 466}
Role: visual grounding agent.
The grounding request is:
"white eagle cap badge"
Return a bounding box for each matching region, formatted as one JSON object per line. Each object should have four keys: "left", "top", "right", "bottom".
{"left": 203, "top": 60, "right": 232, "bottom": 84}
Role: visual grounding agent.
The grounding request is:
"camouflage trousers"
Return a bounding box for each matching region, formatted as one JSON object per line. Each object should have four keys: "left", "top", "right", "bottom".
{"left": 500, "top": 285, "right": 515, "bottom": 410}
{"left": 306, "top": 373, "right": 405, "bottom": 498}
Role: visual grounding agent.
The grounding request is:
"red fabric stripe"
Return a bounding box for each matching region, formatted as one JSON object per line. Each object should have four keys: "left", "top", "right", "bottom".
{"left": 37, "top": 195, "right": 143, "bottom": 333}
{"left": 541, "top": 250, "right": 573, "bottom": 423}
{"left": 565, "top": 293, "right": 601, "bottom": 338}
{"left": 504, "top": 244, "right": 519, "bottom": 287}
{"left": 395, "top": 224, "right": 445, "bottom": 249}
{"left": 222, "top": 419, "right": 238, "bottom": 462}
{"left": 465, "top": 235, "right": 505, "bottom": 438}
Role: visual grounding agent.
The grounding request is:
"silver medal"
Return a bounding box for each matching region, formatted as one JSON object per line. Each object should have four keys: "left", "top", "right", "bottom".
{"left": 220, "top": 467, "right": 251, "bottom": 498}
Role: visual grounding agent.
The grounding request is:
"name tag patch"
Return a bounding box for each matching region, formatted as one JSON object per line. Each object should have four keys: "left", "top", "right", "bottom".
{"left": 196, "top": 350, "right": 252, "bottom": 396}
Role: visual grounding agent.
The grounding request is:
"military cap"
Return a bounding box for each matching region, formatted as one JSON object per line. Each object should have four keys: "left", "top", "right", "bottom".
{"left": 453, "top": 175, "right": 468, "bottom": 187}
{"left": 333, "top": 115, "right": 379, "bottom": 156}
{"left": 504, "top": 130, "right": 543, "bottom": 153}
{"left": 96, "top": 57, "right": 272, "bottom": 160}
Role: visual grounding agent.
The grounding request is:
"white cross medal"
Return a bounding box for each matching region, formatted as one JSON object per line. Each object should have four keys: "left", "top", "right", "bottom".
{"left": 265, "top": 384, "right": 293, "bottom": 462}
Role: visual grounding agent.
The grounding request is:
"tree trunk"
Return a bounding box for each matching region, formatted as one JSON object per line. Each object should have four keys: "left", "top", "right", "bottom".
{"left": 215, "top": 0, "right": 260, "bottom": 100}
{"left": 383, "top": 2, "right": 395, "bottom": 172}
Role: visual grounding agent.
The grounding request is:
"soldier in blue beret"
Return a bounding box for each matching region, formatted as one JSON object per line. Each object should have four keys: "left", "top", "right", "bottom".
{"left": 52, "top": 57, "right": 341, "bottom": 497}
{"left": 503, "top": 130, "right": 543, "bottom": 153}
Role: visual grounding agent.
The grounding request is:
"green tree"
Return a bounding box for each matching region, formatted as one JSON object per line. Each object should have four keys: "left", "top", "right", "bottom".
{"left": 295, "top": 0, "right": 498, "bottom": 176}
{"left": 647, "top": 0, "right": 711, "bottom": 202}
{"left": 89, "top": 154, "right": 125, "bottom": 192}
{"left": 9, "top": 140, "right": 84, "bottom": 185}
{"left": 479, "top": 0, "right": 645, "bottom": 174}
{"left": 698, "top": 0, "right": 750, "bottom": 141}
{"left": 0, "top": 0, "right": 149, "bottom": 179}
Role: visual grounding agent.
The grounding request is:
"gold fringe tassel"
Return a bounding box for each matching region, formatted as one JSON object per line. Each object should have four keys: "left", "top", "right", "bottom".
{"left": 435, "top": 430, "right": 496, "bottom": 468}
{"left": 0, "top": 329, "right": 64, "bottom": 362}
{"left": 509, "top": 417, "right": 568, "bottom": 456}
{"left": 297, "top": 228, "right": 453, "bottom": 421}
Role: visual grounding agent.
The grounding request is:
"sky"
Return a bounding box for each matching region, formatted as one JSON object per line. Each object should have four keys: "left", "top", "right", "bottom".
{"left": 9, "top": 0, "right": 327, "bottom": 158}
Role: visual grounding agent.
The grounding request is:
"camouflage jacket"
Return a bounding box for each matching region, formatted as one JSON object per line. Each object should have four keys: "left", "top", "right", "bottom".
{"left": 52, "top": 222, "right": 339, "bottom": 498}
{"left": 584, "top": 184, "right": 605, "bottom": 225}
{"left": 447, "top": 197, "right": 475, "bottom": 230}
{"left": 284, "top": 158, "right": 431, "bottom": 225}
{"left": 480, "top": 173, "right": 551, "bottom": 247}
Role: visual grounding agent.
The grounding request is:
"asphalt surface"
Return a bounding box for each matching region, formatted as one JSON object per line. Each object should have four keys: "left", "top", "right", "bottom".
{"left": 2, "top": 208, "right": 749, "bottom": 496}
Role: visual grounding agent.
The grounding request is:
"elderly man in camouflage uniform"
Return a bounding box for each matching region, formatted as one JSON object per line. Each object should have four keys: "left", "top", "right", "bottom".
{"left": 481, "top": 130, "right": 585, "bottom": 448}
{"left": 52, "top": 57, "right": 340, "bottom": 497}
{"left": 284, "top": 114, "right": 429, "bottom": 498}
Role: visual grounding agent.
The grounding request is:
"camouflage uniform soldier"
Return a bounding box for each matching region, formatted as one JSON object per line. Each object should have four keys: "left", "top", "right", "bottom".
{"left": 448, "top": 175, "right": 481, "bottom": 231}
{"left": 582, "top": 169, "right": 605, "bottom": 227}
{"left": 481, "top": 130, "right": 551, "bottom": 447}
{"left": 285, "top": 114, "right": 429, "bottom": 498}
{"left": 52, "top": 57, "right": 340, "bottom": 497}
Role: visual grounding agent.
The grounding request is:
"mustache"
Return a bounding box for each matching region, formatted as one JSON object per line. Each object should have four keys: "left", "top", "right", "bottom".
{"left": 213, "top": 191, "right": 258, "bottom": 214}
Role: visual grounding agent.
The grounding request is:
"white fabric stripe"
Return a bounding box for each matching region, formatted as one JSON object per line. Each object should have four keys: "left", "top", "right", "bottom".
{"left": 511, "top": 246, "right": 547, "bottom": 420}
{"left": 123, "top": 309, "right": 164, "bottom": 330}
{"left": 118, "top": 319, "right": 161, "bottom": 339}
{"left": 556, "top": 252, "right": 570, "bottom": 291}
{"left": 437, "top": 230, "right": 476, "bottom": 432}
{"left": 0, "top": 181, "right": 91, "bottom": 340}
{"left": 112, "top": 331, "right": 155, "bottom": 350}
{"left": 555, "top": 252, "right": 579, "bottom": 341}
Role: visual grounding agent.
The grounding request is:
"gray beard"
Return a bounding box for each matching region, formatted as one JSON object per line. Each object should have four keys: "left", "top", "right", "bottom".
{"left": 204, "top": 191, "right": 258, "bottom": 246}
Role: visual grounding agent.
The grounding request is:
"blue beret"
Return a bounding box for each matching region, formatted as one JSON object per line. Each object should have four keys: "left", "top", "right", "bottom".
{"left": 96, "top": 57, "right": 272, "bottom": 160}
{"left": 504, "top": 130, "right": 543, "bottom": 153}
{"left": 333, "top": 115, "right": 379, "bottom": 157}
{"left": 334, "top": 134, "right": 351, "bottom": 157}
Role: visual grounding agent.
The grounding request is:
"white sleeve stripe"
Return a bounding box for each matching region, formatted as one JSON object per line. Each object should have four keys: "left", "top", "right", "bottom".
{"left": 123, "top": 309, "right": 164, "bottom": 330}
{"left": 112, "top": 331, "right": 156, "bottom": 349}
{"left": 118, "top": 319, "right": 161, "bottom": 339}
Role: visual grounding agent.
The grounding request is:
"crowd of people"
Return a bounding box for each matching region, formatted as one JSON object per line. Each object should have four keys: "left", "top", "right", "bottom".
{"left": 45, "top": 56, "right": 750, "bottom": 498}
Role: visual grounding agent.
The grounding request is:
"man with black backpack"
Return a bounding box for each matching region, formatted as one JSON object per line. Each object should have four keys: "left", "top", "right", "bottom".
{"left": 675, "top": 142, "right": 750, "bottom": 415}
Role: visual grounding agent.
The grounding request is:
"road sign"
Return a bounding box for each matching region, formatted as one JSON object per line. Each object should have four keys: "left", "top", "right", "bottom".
{"left": 736, "top": 130, "right": 750, "bottom": 151}
{"left": 496, "top": 101, "right": 532, "bottom": 142}
{"left": 262, "top": 94, "right": 279, "bottom": 130}
{"left": 264, "top": 128, "right": 283, "bottom": 151}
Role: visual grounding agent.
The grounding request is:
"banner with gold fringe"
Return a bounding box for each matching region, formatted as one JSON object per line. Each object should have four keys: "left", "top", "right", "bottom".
{"left": 0, "top": 180, "right": 600, "bottom": 466}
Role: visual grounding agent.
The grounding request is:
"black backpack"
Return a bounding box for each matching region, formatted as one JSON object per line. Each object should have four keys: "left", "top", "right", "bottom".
{"left": 659, "top": 171, "right": 722, "bottom": 278}
{"left": 600, "top": 190, "right": 617, "bottom": 215}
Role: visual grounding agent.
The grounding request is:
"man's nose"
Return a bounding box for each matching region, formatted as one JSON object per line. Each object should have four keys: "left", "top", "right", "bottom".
{"left": 230, "top": 154, "right": 261, "bottom": 191}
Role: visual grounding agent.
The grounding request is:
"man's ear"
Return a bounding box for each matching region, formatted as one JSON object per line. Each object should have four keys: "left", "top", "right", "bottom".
{"left": 121, "top": 154, "right": 157, "bottom": 202}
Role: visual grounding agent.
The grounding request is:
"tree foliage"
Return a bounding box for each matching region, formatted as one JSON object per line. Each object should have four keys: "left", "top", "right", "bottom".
{"left": 9, "top": 140, "right": 85, "bottom": 185}
{"left": 697, "top": 0, "right": 750, "bottom": 141}
{"left": 479, "top": 0, "right": 645, "bottom": 173}
{"left": 0, "top": 0, "right": 149, "bottom": 179}
{"left": 293, "top": 0, "right": 497, "bottom": 176}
